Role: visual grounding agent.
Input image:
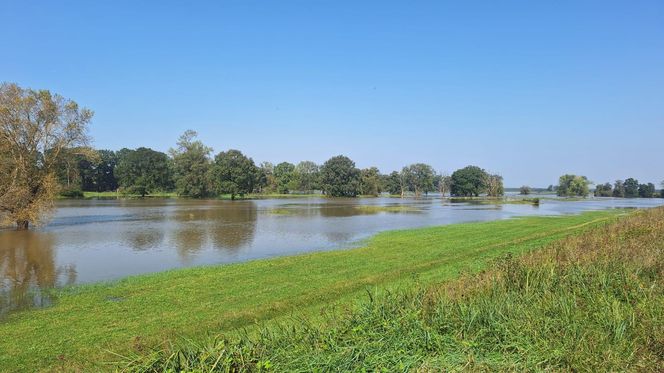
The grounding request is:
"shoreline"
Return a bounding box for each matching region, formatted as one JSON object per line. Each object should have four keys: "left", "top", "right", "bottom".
{"left": 0, "top": 209, "right": 628, "bottom": 371}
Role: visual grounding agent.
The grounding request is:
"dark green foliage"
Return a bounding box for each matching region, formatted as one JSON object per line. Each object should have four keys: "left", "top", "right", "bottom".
{"left": 624, "top": 178, "right": 639, "bottom": 198}
{"left": 638, "top": 183, "right": 656, "bottom": 198}
{"left": 320, "top": 155, "right": 361, "bottom": 197}
{"left": 556, "top": 174, "right": 590, "bottom": 197}
{"left": 401, "top": 163, "right": 435, "bottom": 196}
{"left": 274, "top": 162, "right": 296, "bottom": 194}
{"left": 613, "top": 180, "right": 625, "bottom": 197}
{"left": 360, "top": 167, "right": 382, "bottom": 196}
{"left": 450, "top": 165, "right": 487, "bottom": 197}
{"left": 519, "top": 185, "right": 531, "bottom": 195}
{"left": 594, "top": 182, "right": 613, "bottom": 197}
{"left": 115, "top": 147, "right": 173, "bottom": 197}
{"left": 59, "top": 188, "right": 84, "bottom": 198}
{"left": 170, "top": 130, "right": 212, "bottom": 198}
{"left": 385, "top": 171, "right": 402, "bottom": 195}
{"left": 209, "top": 149, "right": 258, "bottom": 200}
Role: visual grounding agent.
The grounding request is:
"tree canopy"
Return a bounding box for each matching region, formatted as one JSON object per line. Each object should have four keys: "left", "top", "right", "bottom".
{"left": 169, "top": 130, "right": 212, "bottom": 198}
{"left": 115, "top": 147, "right": 173, "bottom": 197}
{"left": 0, "top": 83, "right": 93, "bottom": 229}
{"left": 450, "top": 166, "right": 487, "bottom": 197}
{"left": 556, "top": 174, "right": 591, "bottom": 197}
{"left": 210, "top": 149, "right": 258, "bottom": 200}
{"left": 320, "top": 155, "right": 361, "bottom": 197}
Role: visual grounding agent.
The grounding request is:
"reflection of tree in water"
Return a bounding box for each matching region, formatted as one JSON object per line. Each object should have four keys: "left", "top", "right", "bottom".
{"left": 0, "top": 231, "right": 76, "bottom": 315}
{"left": 209, "top": 201, "right": 257, "bottom": 252}
{"left": 125, "top": 228, "right": 165, "bottom": 251}
{"left": 168, "top": 201, "right": 258, "bottom": 260}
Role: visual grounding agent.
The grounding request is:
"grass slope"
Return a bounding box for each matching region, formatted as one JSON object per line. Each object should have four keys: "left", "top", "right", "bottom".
{"left": 125, "top": 207, "right": 663, "bottom": 372}
{"left": 0, "top": 210, "right": 625, "bottom": 371}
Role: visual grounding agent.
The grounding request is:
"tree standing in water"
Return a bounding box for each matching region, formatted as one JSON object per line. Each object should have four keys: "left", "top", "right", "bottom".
{"left": 0, "top": 83, "right": 93, "bottom": 230}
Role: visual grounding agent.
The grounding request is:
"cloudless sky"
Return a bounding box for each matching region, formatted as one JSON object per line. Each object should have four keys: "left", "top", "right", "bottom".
{"left": 2, "top": 0, "right": 663, "bottom": 186}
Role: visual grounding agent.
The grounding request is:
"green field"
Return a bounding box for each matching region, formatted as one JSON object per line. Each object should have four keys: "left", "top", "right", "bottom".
{"left": 0, "top": 209, "right": 635, "bottom": 371}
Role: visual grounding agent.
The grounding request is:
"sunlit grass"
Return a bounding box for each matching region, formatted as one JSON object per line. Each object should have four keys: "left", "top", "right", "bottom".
{"left": 0, "top": 209, "right": 628, "bottom": 371}
{"left": 122, "top": 207, "right": 664, "bottom": 372}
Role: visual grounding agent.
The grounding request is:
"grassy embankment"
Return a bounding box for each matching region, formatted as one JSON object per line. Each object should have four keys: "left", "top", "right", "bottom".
{"left": 122, "top": 207, "right": 663, "bottom": 372}
{"left": 0, "top": 209, "right": 639, "bottom": 371}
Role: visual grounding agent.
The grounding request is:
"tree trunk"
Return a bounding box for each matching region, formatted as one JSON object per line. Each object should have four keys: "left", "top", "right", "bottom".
{"left": 16, "top": 220, "right": 29, "bottom": 230}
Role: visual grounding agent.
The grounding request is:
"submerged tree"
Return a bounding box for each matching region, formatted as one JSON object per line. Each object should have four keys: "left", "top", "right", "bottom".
{"left": 0, "top": 83, "right": 93, "bottom": 229}
{"left": 556, "top": 174, "right": 591, "bottom": 197}
{"left": 484, "top": 173, "right": 504, "bottom": 197}
{"left": 520, "top": 185, "right": 531, "bottom": 195}
{"left": 437, "top": 173, "right": 452, "bottom": 197}
{"left": 360, "top": 167, "right": 382, "bottom": 196}
{"left": 594, "top": 182, "right": 613, "bottom": 197}
{"left": 450, "top": 166, "right": 487, "bottom": 197}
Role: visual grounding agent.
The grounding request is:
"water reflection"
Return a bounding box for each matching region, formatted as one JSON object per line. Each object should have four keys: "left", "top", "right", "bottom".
{"left": 209, "top": 202, "right": 257, "bottom": 251}
{"left": 0, "top": 196, "right": 662, "bottom": 316}
{"left": 0, "top": 231, "right": 76, "bottom": 315}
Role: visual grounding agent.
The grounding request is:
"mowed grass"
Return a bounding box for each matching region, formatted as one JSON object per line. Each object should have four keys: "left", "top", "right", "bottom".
{"left": 0, "top": 209, "right": 627, "bottom": 371}
{"left": 125, "top": 206, "right": 664, "bottom": 372}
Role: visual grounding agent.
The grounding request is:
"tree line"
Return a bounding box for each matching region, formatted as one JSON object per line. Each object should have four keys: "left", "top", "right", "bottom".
{"left": 2, "top": 83, "right": 661, "bottom": 229}
{"left": 58, "top": 130, "right": 507, "bottom": 200}
{"left": 552, "top": 174, "right": 663, "bottom": 198}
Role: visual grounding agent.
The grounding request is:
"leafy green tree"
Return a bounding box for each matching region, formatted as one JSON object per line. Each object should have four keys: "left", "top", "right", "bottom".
{"left": 256, "top": 162, "right": 276, "bottom": 193}
{"left": 209, "top": 149, "right": 258, "bottom": 200}
{"left": 638, "top": 183, "right": 656, "bottom": 198}
{"left": 624, "top": 178, "right": 639, "bottom": 198}
{"left": 403, "top": 163, "right": 435, "bottom": 197}
{"left": 274, "top": 162, "right": 296, "bottom": 194}
{"left": 385, "top": 171, "right": 402, "bottom": 195}
{"left": 169, "top": 130, "right": 212, "bottom": 198}
{"left": 556, "top": 174, "right": 590, "bottom": 197}
{"left": 613, "top": 180, "right": 625, "bottom": 197}
{"left": 92, "top": 150, "right": 119, "bottom": 192}
{"left": 520, "top": 185, "right": 531, "bottom": 195}
{"left": 320, "top": 155, "right": 361, "bottom": 197}
{"left": 451, "top": 166, "right": 488, "bottom": 197}
{"left": 661, "top": 181, "right": 664, "bottom": 198}
{"left": 594, "top": 182, "right": 613, "bottom": 197}
{"left": 115, "top": 147, "right": 173, "bottom": 197}
{"left": 360, "top": 167, "right": 382, "bottom": 196}
{"left": 294, "top": 161, "right": 320, "bottom": 193}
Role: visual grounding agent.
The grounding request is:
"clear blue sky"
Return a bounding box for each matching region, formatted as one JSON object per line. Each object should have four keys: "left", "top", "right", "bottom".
{"left": 2, "top": 1, "right": 663, "bottom": 187}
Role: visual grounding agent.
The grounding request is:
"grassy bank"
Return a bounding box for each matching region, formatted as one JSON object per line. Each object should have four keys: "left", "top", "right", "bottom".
{"left": 0, "top": 209, "right": 629, "bottom": 371}
{"left": 123, "top": 207, "right": 664, "bottom": 372}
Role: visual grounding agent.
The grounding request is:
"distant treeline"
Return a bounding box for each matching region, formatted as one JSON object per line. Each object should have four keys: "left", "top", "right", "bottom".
{"left": 539, "top": 175, "right": 663, "bottom": 198}
{"left": 56, "top": 131, "right": 664, "bottom": 200}
{"left": 58, "top": 130, "right": 510, "bottom": 199}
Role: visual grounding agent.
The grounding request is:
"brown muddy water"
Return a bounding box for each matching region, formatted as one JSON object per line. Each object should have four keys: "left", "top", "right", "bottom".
{"left": 1, "top": 196, "right": 663, "bottom": 315}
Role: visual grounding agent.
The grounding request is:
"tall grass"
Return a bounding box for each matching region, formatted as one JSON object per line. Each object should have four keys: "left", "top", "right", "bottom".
{"left": 120, "top": 207, "right": 664, "bottom": 372}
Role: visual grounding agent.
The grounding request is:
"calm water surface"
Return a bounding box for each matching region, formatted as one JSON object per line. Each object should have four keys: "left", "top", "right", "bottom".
{"left": 1, "top": 196, "right": 663, "bottom": 315}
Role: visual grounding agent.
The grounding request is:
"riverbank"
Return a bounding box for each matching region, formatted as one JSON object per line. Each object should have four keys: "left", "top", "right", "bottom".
{"left": 0, "top": 209, "right": 631, "bottom": 371}
{"left": 126, "top": 206, "right": 664, "bottom": 372}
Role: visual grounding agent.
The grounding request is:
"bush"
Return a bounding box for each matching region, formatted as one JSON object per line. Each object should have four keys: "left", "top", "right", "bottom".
{"left": 59, "top": 188, "right": 84, "bottom": 198}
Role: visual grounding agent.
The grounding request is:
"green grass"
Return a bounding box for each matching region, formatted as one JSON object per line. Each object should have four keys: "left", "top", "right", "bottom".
{"left": 0, "top": 209, "right": 628, "bottom": 371}
{"left": 122, "top": 207, "right": 663, "bottom": 372}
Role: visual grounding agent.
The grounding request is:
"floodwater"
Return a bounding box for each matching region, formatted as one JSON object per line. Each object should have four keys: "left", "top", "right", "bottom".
{"left": 1, "top": 196, "right": 663, "bottom": 315}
